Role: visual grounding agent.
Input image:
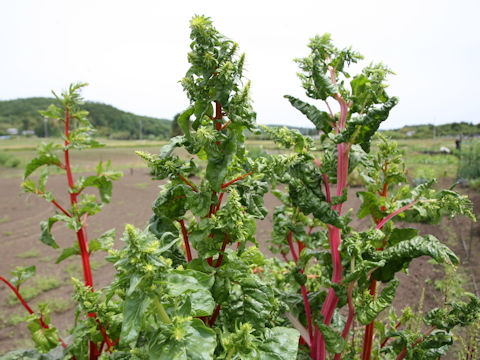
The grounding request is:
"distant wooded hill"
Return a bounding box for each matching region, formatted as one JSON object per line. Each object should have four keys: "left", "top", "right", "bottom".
{"left": 1, "top": 97, "right": 478, "bottom": 140}
{"left": 0, "top": 97, "right": 172, "bottom": 139}
{"left": 381, "top": 122, "right": 480, "bottom": 139}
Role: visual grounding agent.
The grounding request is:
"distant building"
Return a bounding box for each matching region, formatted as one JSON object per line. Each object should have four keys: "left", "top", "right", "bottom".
{"left": 6, "top": 128, "right": 18, "bottom": 135}
{"left": 22, "top": 130, "right": 35, "bottom": 136}
{"left": 406, "top": 130, "right": 415, "bottom": 137}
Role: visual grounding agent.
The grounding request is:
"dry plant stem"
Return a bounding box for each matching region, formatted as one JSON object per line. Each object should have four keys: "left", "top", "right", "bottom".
{"left": 0, "top": 276, "right": 68, "bottom": 350}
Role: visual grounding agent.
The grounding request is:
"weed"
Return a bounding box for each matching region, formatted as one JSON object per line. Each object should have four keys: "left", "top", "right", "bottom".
{"left": 0, "top": 215, "right": 10, "bottom": 224}
{"left": 65, "top": 263, "right": 82, "bottom": 278}
{"left": 16, "top": 249, "right": 40, "bottom": 259}
{"left": 90, "top": 259, "right": 108, "bottom": 271}
{"left": 133, "top": 182, "right": 150, "bottom": 189}
{"left": 44, "top": 299, "right": 74, "bottom": 313}
{"left": 7, "top": 276, "right": 61, "bottom": 305}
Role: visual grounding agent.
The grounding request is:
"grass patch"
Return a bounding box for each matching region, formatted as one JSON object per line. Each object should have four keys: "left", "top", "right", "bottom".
{"left": 90, "top": 259, "right": 109, "bottom": 271}
{"left": 0, "top": 215, "right": 9, "bottom": 224}
{"left": 405, "top": 153, "right": 459, "bottom": 181}
{"left": 0, "top": 310, "right": 25, "bottom": 327}
{"left": 16, "top": 248, "right": 40, "bottom": 259}
{"left": 0, "top": 151, "right": 21, "bottom": 168}
{"left": 65, "top": 263, "right": 82, "bottom": 278}
{"left": 7, "top": 275, "right": 61, "bottom": 305}
{"left": 39, "top": 256, "right": 53, "bottom": 263}
{"left": 133, "top": 182, "right": 150, "bottom": 189}
{"left": 3, "top": 231, "right": 12, "bottom": 237}
{"left": 44, "top": 299, "right": 74, "bottom": 313}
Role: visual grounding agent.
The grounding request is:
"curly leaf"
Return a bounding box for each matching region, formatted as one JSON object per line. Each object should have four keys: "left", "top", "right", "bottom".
{"left": 357, "top": 278, "right": 399, "bottom": 325}
{"left": 148, "top": 318, "right": 216, "bottom": 360}
{"left": 371, "top": 235, "right": 458, "bottom": 282}
{"left": 318, "top": 324, "right": 345, "bottom": 354}
{"left": 284, "top": 95, "right": 332, "bottom": 133}
{"left": 257, "top": 327, "right": 300, "bottom": 360}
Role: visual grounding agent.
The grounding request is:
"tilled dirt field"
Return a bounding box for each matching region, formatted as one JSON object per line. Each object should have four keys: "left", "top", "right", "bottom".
{"left": 0, "top": 169, "right": 478, "bottom": 355}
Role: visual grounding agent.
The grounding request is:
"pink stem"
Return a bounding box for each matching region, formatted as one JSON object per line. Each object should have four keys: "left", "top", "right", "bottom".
{"left": 287, "top": 230, "right": 298, "bottom": 263}
{"left": 215, "top": 192, "right": 224, "bottom": 212}
{"left": 288, "top": 230, "right": 313, "bottom": 343}
{"left": 301, "top": 284, "right": 314, "bottom": 343}
{"left": 375, "top": 201, "right": 418, "bottom": 230}
{"left": 209, "top": 304, "right": 221, "bottom": 326}
{"left": 221, "top": 172, "right": 253, "bottom": 189}
{"left": 324, "top": 100, "right": 335, "bottom": 119}
{"left": 318, "top": 92, "right": 349, "bottom": 359}
{"left": 179, "top": 219, "right": 192, "bottom": 262}
{"left": 334, "top": 283, "right": 355, "bottom": 360}
{"left": 51, "top": 199, "right": 71, "bottom": 217}
{"left": 179, "top": 174, "right": 198, "bottom": 193}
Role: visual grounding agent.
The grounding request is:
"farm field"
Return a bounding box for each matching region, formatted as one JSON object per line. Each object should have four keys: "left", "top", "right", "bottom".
{"left": 0, "top": 138, "right": 478, "bottom": 356}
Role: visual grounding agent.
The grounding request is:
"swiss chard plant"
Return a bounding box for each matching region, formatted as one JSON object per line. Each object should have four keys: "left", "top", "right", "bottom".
{"left": 0, "top": 83, "right": 122, "bottom": 357}
{"left": 1, "top": 15, "right": 479, "bottom": 360}
{"left": 260, "top": 34, "right": 479, "bottom": 359}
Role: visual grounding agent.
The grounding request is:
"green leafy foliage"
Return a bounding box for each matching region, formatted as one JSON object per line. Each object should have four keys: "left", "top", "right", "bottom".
{"left": 356, "top": 278, "right": 399, "bottom": 325}
{"left": 370, "top": 235, "right": 458, "bottom": 282}
{"left": 9, "top": 265, "right": 36, "bottom": 289}
{"left": 25, "top": 304, "right": 59, "bottom": 354}
{"left": 2, "top": 16, "right": 479, "bottom": 360}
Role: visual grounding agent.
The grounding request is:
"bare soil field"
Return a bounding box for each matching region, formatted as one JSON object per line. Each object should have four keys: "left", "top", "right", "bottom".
{"left": 0, "top": 168, "right": 478, "bottom": 355}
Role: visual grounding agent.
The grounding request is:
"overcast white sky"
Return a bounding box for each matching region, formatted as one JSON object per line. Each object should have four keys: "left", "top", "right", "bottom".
{"left": 1, "top": 0, "right": 479, "bottom": 129}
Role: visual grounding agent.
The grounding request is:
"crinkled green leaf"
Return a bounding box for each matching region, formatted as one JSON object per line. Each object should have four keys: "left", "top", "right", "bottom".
{"left": 356, "top": 191, "right": 386, "bottom": 220}
{"left": 165, "top": 270, "right": 215, "bottom": 317}
{"left": 318, "top": 324, "right": 345, "bottom": 354}
{"left": 257, "top": 327, "right": 300, "bottom": 360}
{"left": 120, "top": 292, "right": 151, "bottom": 345}
{"left": 206, "top": 132, "right": 237, "bottom": 191}
{"left": 284, "top": 95, "right": 332, "bottom": 133}
{"left": 88, "top": 228, "right": 115, "bottom": 254}
{"left": 371, "top": 235, "right": 458, "bottom": 282}
{"left": 388, "top": 227, "right": 418, "bottom": 246}
{"left": 148, "top": 318, "right": 216, "bottom": 360}
{"left": 357, "top": 278, "right": 399, "bottom": 325}
{"left": 424, "top": 295, "right": 480, "bottom": 331}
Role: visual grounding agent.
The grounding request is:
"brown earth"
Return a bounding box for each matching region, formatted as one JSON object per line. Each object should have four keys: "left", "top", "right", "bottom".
{"left": 0, "top": 170, "right": 478, "bottom": 355}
